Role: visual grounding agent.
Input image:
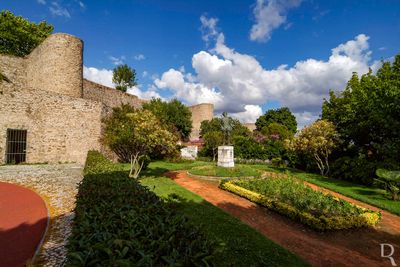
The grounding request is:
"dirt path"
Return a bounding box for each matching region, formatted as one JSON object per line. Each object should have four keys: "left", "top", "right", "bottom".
{"left": 0, "top": 182, "right": 48, "bottom": 267}
{"left": 166, "top": 171, "right": 400, "bottom": 267}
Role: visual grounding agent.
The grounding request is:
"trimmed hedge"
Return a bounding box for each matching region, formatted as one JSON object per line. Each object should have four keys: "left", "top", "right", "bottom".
{"left": 220, "top": 178, "right": 381, "bottom": 231}
{"left": 67, "top": 151, "right": 215, "bottom": 266}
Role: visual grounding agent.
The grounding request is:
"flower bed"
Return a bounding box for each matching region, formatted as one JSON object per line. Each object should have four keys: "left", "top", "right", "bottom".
{"left": 220, "top": 175, "right": 381, "bottom": 230}
{"left": 67, "top": 151, "right": 215, "bottom": 266}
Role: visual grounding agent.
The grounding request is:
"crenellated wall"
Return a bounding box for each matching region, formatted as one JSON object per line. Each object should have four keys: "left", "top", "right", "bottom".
{"left": 26, "top": 33, "right": 83, "bottom": 98}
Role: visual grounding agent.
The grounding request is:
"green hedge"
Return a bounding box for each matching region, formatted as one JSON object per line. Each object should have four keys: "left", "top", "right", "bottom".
{"left": 67, "top": 151, "right": 215, "bottom": 266}
{"left": 220, "top": 176, "right": 381, "bottom": 231}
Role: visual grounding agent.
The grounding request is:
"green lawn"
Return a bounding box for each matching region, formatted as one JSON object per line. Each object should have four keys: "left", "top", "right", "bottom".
{"left": 250, "top": 164, "right": 400, "bottom": 216}
{"left": 189, "top": 164, "right": 260, "bottom": 177}
{"left": 137, "top": 162, "right": 308, "bottom": 266}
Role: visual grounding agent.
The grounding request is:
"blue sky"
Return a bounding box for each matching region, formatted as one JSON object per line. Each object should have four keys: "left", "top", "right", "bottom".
{"left": 2, "top": 0, "right": 400, "bottom": 126}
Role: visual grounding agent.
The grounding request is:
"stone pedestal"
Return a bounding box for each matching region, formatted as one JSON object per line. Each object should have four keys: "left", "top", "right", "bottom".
{"left": 217, "top": 146, "right": 234, "bottom": 168}
{"left": 180, "top": 146, "right": 198, "bottom": 160}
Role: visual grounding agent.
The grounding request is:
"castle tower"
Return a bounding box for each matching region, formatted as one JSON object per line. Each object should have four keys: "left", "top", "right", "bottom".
{"left": 26, "top": 33, "right": 83, "bottom": 98}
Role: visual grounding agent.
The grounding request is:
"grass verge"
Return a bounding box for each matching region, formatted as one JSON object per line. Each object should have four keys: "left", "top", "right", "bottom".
{"left": 189, "top": 164, "right": 260, "bottom": 177}
{"left": 140, "top": 173, "right": 308, "bottom": 266}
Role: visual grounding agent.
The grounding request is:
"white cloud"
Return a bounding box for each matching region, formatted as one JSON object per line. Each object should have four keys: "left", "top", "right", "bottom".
{"left": 109, "top": 55, "right": 126, "bottom": 65}
{"left": 83, "top": 66, "right": 160, "bottom": 100}
{"left": 294, "top": 112, "right": 320, "bottom": 130}
{"left": 37, "top": 0, "right": 46, "bottom": 5}
{"left": 49, "top": 2, "right": 71, "bottom": 18}
{"left": 200, "top": 15, "right": 219, "bottom": 45}
{"left": 127, "top": 85, "right": 162, "bottom": 100}
{"left": 142, "top": 71, "right": 148, "bottom": 78}
{"left": 78, "top": 1, "right": 85, "bottom": 9}
{"left": 231, "top": 105, "right": 263, "bottom": 123}
{"left": 250, "top": 0, "right": 302, "bottom": 42}
{"left": 154, "top": 16, "right": 375, "bottom": 128}
{"left": 134, "top": 54, "right": 146, "bottom": 61}
{"left": 83, "top": 66, "right": 114, "bottom": 87}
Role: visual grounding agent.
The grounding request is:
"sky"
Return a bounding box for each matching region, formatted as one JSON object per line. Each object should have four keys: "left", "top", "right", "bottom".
{"left": 2, "top": 0, "right": 400, "bottom": 127}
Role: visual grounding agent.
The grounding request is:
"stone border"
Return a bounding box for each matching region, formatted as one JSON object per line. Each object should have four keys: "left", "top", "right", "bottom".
{"left": 32, "top": 195, "right": 51, "bottom": 264}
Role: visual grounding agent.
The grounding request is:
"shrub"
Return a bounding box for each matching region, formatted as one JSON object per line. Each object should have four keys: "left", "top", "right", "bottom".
{"left": 67, "top": 151, "right": 216, "bottom": 266}
{"left": 375, "top": 168, "right": 400, "bottom": 201}
{"left": 220, "top": 176, "right": 380, "bottom": 230}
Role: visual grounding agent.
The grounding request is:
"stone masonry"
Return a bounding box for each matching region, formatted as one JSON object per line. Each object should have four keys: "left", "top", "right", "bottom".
{"left": 0, "top": 32, "right": 217, "bottom": 165}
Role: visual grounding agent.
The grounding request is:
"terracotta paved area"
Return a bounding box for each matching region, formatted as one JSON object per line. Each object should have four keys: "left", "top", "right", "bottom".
{"left": 0, "top": 182, "right": 48, "bottom": 267}
{"left": 166, "top": 171, "right": 400, "bottom": 267}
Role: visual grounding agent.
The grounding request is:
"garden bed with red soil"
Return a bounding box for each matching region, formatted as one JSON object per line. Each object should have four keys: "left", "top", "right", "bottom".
{"left": 166, "top": 171, "right": 400, "bottom": 267}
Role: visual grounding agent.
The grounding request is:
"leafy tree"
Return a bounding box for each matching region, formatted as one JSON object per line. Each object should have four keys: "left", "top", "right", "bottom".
{"left": 261, "top": 122, "right": 293, "bottom": 141}
{"left": 232, "top": 135, "right": 268, "bottom": 160}
{"left": 0, "top": 10, "right": 54, "bottom": 57}
{"left": 200, "top": 116, "right": 250, "bottom": 138}
{"left": 142, "top": 98, "right": 192, "bottom": 140}
{"left": 102, "top": 105, "right": 177, "bottom": 178}
{"left": 375, "top": 169, "right": 400, "bottom": 201}
{"left": 322, "top": 55, "right": 400, "bottom": 182}
{"left": 203, "top": 131, "right": 223, "bottom": 161}
{"left": 286, "top": 120, "right": 339, "bottom": 176}
{"left": 112, "top": 64, "right": 137, "bottom": 92}
{"left": 255, "top": 107, "right": 297, "bottom": 134}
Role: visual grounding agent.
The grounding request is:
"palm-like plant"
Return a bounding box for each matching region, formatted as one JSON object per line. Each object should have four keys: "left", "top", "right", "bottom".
{"left": 375, "top": 169, "right": 400, "bottom": 201}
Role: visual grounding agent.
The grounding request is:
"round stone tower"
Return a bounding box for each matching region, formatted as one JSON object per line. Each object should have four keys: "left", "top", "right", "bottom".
{"left": 26, "top": 33, "right": 83, "bottom": 98}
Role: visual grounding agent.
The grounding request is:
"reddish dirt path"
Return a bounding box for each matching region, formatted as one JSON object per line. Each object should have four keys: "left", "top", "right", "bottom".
{"left": 166, "top": 171, "right": 400, "bottom": 267}
{"left": 0, "top": 182, "right": 48, "bottom": 267}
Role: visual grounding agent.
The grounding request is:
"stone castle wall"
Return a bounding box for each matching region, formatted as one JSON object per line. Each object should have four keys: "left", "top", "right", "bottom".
{"left": 26, "top": 33, "right": 83, "bottom": 98}
{"left": 0, "top": 85, "right": 103, "bottom": 164}
{"left": 83, "top": 79, "right": 145, "bottom": 110}
{"left": 189, "top": 103, "right": 214, "bottom": 140}
{"left": 0, "top": 54, "right": 27, "bottom": 89}
{"left": 0, "top": 32, "right": 219, "bottom": 164}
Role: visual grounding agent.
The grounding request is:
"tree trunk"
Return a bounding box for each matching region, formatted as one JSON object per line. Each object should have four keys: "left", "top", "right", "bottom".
{"left": 129, "top": 153, "right": 144, "bottom": 179}
{"left": 393, "top": 192, "right": 399, "bottom": 201}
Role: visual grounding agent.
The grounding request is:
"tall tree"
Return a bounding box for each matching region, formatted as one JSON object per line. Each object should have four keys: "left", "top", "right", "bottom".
{"left": 322, "top": 55, "right": 400, "bottom": 181}
{"left": 102, "top": 105, "right": 177, "bottom": 178}
{"left": 0, "top": 10, "right": 54, "bottom": 57}
{"left": 286, "top": 120, "right": 339, "bottom": 176}
{"left": 112, "top": 64, "right": 137, "bottom": 92}
{"left": 200, "top": 115, "right": 250, "bottom": 138}
{"left": 142, "top": 98, "right": 192, "bottom": 140}
{"left": 255, "top": 107, "right": 297, "bottom": 134}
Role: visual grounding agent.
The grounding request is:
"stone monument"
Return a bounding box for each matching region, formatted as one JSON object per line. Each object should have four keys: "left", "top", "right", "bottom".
{"left": 217, "top": 146, "right": 234, "bottom": 167}
{"left": 217, "top": 112, "right": 235, "bottom": 167}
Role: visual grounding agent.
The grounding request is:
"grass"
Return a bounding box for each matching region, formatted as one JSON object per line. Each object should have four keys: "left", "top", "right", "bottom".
{"left": 189, "top": 164, "right": 260, "bottom": 177}
{"left": 139, "top": 172, "right": 308, "bottom": 266}
{"left": 249, "top": 164, "right": 400, "bottom": 216}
